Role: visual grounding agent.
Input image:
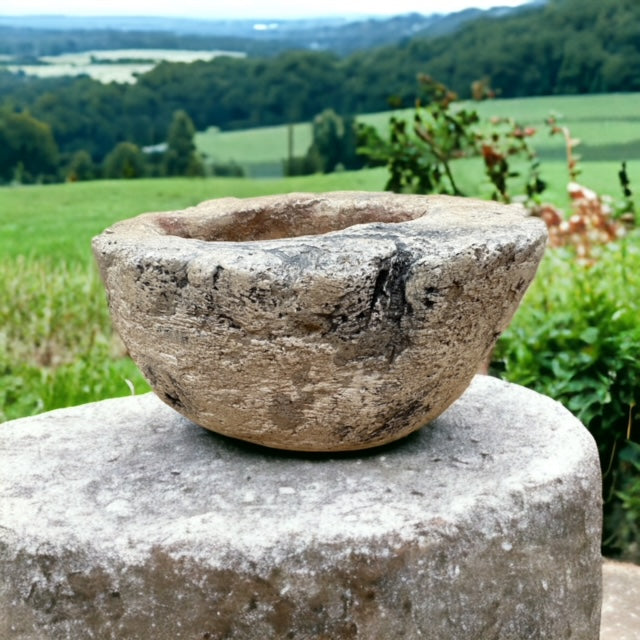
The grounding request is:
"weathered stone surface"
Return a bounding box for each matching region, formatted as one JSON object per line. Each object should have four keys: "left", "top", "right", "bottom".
{"left": 0, "top": 376, "right": 601, "bottom": 639}
{"left": 92, "top": 192, "right": 547, "bottom": 451}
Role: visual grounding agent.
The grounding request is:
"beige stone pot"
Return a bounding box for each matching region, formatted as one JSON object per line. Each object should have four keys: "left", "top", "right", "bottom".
{"left": 93, "top": 191, "right": 547, "bottom": 452}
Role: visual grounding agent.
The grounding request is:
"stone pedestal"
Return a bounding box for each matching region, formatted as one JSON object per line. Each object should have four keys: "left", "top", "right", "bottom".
{"left": 0, "top": 376, "right": 602, "bottom": 639}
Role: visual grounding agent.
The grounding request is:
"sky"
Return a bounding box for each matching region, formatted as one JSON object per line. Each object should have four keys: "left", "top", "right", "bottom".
{"left": 0, "top": 0, "right": 531, "bottom": 19}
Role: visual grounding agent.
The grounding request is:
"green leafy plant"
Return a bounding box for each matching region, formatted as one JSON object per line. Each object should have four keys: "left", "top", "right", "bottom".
{"left": 493, "top": 235, "right": 640, "bottom": 561}
{"left": 479, "top": 116, "right": 545, "bottom": 204}
{"left": 358, "top": 75, "right": 546, "bottom": 204}
{"left": 359, "top": 81, "right": 639, "bottom": 557}
{"left": 358, "top": 76, "right": 476, "bottom": 195}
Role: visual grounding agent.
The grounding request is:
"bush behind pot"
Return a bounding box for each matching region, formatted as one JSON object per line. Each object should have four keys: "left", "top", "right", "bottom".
{"left": 493, "top": 231, "right": 640, "bottom": 561}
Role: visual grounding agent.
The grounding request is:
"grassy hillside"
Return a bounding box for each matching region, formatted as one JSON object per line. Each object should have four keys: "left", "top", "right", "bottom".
{"left": 196, "top": 93, "right": 640, "bottom": 176}
{"left": 196, "top": 123, "right": 314, "bottom": 178}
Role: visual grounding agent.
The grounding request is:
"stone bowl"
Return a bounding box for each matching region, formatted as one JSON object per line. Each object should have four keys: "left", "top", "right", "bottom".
{"left": 92, "top": 191, "right": 547, "bottom": 452}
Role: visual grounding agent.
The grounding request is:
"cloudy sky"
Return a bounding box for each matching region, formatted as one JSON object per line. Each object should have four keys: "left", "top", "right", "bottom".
{"left": 0, "top": 0, "right": 530, "bottom": 19}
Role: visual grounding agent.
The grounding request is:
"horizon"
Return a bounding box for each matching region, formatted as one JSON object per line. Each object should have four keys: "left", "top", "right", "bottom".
{"left": 0, "top": 0, "right": 531, "bottom": 20}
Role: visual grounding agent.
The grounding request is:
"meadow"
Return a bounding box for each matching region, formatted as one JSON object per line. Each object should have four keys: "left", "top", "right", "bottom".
{"left": 196, "top": 93, "right": 640, "bottom": 176}
{"left": 4, "top": 49, "right": 245, "bottom": 84}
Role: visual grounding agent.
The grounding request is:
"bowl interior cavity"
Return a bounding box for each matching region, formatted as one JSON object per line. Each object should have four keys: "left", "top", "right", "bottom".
{"left": 154, "top": 200, "right": 420, "bottom": 243}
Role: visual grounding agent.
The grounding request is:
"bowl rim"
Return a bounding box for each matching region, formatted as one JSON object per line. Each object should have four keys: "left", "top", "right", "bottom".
{"left": 92, "top": 191, "right": 546, "bottom": 259}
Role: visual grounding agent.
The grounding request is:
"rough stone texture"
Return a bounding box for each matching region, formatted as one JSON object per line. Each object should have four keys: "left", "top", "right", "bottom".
{"left": 601, "top": 560, "right": 640, "bottom": 640}
{"left": 92, "top": 191, "right": 547, "bottom": 451}
{"left": 0, "top": 376, "right": 602, "bottom": 640}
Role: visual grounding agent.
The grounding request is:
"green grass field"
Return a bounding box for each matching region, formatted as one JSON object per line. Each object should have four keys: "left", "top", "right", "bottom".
{"left": 5, "top": 49, "right": 245, "bottom": 84}
{"left": 1, "top": 92, "right": 639, "bottom": 422}
{"left": 196, "top": 93, "right": 640, "bottom": 174}
{"left": 196, "top": 124, "right": 314, "bottom": 176}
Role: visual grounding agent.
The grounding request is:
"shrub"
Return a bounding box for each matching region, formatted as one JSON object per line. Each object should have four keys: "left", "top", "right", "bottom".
{"left": 492, "top": 232, "right": 640, "bottom": 561}
{"left": 283, "top": 154, "right": 321, "bottom": 177}
{"left": 357, "top": 75, "right": 545, "bottom": 203}
{"left": 67, "top": 150, "right": 96, "bottom": 182}
{"left": 210, "top": 161, "right": 245, "bottom": 178}
{"left": 103, "top": 142, "right": 147, "bottom": 179}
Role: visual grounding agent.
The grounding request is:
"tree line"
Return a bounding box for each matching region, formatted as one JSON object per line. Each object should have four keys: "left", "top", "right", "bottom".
{"left": 0, "top": 25, "right": 287, "bottom": 59}
{"left": 0, "top": 0, "right": 638, "bottom": 183}
{"left": 0, "top": 13, "right": 464, "bottom": 59}
{"left": 0, "top": 107, "right": 205, "bottom": 183}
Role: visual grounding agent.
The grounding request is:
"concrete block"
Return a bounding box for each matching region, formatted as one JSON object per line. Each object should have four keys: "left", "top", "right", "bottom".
{"left": 0, "top": 376, "right": 602, "bottom": 639}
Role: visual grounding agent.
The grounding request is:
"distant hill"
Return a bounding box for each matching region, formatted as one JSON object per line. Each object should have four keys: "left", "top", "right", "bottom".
{"left": 1, "top": 0, "right": 637, "bottom": 171}
{"left": 0, "top": 3, "right": 541, "bottom": 57}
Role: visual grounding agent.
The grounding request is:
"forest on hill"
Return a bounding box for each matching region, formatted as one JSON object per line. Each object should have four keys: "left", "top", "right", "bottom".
{"left": 1, "top": 0, "right": 638, "bottom": 183}
{"left": 0, "top": 7, "right": 527, "bottom": 58}
{"left": 0, "top": 25, "right": 288, "bottom": 59}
